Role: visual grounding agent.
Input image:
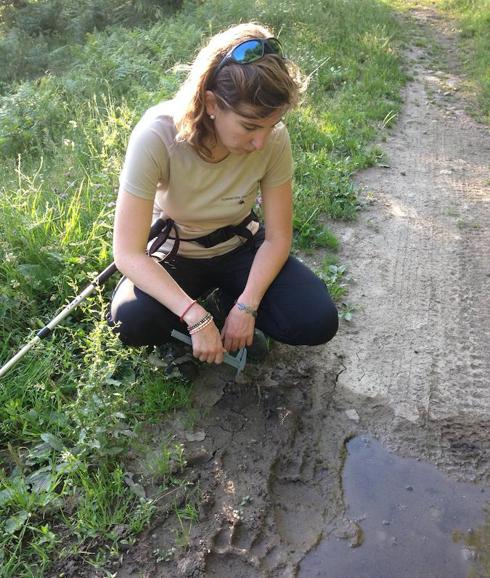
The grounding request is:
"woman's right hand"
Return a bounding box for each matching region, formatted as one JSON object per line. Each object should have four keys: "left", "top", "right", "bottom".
{"left": 190, "top": 321, "right": 226, "bottom": 364}
{"left": 183, "top": 305, "right": 226, "bottom": 364}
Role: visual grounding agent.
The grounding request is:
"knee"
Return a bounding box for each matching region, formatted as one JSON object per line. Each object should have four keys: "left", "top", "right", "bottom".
{"left": 265, "top": 296, "right": 339, "bottom": 346}
{"left": 295, "top": 298, "right": 339, "bottom": 346}
{"left": 311, "top": 300, "right": 339, "bottom": 345}
{"left": 109, "top": 301, "right": 159, "bottom": 347}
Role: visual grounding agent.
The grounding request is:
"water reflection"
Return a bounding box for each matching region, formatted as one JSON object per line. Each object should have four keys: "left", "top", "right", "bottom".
{"left": 299, "top": 436, "right": 490, "bottom": 578}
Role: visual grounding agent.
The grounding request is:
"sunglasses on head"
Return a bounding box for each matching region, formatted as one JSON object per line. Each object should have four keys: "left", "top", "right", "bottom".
{"left": 211, "top": 37, "right": 283, "bottom": 82}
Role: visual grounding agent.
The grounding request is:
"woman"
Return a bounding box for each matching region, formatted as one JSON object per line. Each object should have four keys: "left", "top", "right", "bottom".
{"left": 110, "top": 22, "right": 338, "bottom": 365}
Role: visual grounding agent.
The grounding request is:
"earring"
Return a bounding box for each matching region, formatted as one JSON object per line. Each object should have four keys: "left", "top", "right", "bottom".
{"left": 210, "top": 114, "right": 216, "bottom": 120}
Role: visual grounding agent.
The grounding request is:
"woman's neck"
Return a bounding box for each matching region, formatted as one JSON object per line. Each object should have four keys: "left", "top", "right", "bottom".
{"left": 203, "top": 139, "right": 230, "bottom": 163}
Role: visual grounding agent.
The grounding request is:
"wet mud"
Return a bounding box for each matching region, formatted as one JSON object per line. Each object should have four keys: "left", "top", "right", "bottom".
{"left": 102, "top": 5, "right": 490, "bottom": 578}
{"left": 300, "top": 436, "right": 490, "bottom": 578}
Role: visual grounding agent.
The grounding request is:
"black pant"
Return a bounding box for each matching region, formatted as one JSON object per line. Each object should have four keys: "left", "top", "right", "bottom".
{"left": 109, "top": 230, "right": 338, "bottom": 347}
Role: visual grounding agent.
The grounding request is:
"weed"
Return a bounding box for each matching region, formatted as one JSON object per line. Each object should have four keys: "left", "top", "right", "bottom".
{"left": 319, "top": 261, "right": 349, "bottom": 302}
{"left": 177, "top": 501, "right": 199, "bottom": 523}
{"left": 339, "top": 303, "right": 356, "bottom": 322}
{"left": 317, "top": 258, "right": 355, "bottom": 321}
{"left": 144, "top": 440, "right": 186, "bottom": 483}
{"left": 154, "top": 546, "right": 177, "bottom": 563}
{"left": 174, "top": 500, "right": 199, "bottom": 549}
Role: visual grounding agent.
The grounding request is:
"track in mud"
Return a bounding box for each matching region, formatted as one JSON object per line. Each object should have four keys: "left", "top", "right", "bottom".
{"left": 106, "top": 7, "right": 490, "bottom": 578}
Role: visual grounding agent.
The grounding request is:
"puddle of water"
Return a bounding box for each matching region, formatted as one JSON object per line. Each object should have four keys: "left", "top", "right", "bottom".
{"left": 299, "top": 436, "right": 490, "bottom": 578}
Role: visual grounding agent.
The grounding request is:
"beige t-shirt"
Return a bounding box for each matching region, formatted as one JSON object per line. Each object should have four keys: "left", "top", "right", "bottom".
{"left": 119, "top": 101, "right": 293, "bottom": 258}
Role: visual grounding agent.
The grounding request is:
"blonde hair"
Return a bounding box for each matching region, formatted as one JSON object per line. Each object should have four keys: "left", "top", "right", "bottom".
{"left": 173, "top": 22, "right": 302, "bottom": 158}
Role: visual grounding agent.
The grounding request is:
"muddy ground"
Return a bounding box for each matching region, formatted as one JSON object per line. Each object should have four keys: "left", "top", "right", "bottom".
{"left": 90, "top": 6, "right": 489, "bottom": 578}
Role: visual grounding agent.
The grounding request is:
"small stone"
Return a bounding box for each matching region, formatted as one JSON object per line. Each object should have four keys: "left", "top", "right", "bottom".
{"left": 345, "top": 409, "right": 360, "bottom": 422}
{"left": 382, "top": 520, "right": 391, "bottom": 526}
{"left": 440, "top": 169, "right": 453, "bottom": 175}
{"left": 406, "top": 485, "right": 414, "bottom": 491}
{"left": 461, "top": 547, "right": 476, "bottom": 561}
{"left": 186, "top": 449, "right": 211, "bottom": 466}
{"left": 400, "top": 171, "right": 406, "bottom": 176}
{"left": 185, "top": 430, "right": 206, "bottom": 442}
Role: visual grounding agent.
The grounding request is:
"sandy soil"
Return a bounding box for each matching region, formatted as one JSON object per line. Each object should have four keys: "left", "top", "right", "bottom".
{"left": 91, "top": 7, "right": 489, "bottom": 578}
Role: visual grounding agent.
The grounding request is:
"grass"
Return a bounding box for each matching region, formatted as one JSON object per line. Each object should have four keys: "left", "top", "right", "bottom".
{"left": 443, "top": 0, "right": 490, "bottom": 122}
{"left": 0, "top": 0, "right": 409, "bottom": 574}
{"left": 388, "top": 0, "right": 490, "bottom": 123}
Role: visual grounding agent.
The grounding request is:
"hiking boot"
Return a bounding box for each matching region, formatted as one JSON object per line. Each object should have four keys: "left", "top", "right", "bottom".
{"left": 156, "top": 341, "right": 199, "bottom": 381}
{"left": 247, "top": 328, "right": 271, "bottom": 363}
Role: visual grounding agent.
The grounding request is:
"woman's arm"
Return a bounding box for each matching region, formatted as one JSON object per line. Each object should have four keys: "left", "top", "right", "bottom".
{"left": 114, "top": 190, "right": 226, "bottom": 363}
{"left": 221, "top": 179, "right": 293, "bottom": 352}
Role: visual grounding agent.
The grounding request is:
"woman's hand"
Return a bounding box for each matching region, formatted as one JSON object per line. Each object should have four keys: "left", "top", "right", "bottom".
{"left": 190, "top": 321, "right": 226, "bottom": 364}
{"left": 183, "top": 305, "right": 226, "bottom": 364}
{"left": 221, "top": 305, "right": 255, "bottom": 352}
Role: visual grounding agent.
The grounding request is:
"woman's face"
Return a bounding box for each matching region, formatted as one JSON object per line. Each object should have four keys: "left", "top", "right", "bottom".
{"left": 206, "top": 93, "right": 286, "bottom": 155}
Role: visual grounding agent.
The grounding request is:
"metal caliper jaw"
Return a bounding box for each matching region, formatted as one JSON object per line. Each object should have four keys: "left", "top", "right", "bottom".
{"left": 170, "top": 329, "right": 247, "bottom": 376}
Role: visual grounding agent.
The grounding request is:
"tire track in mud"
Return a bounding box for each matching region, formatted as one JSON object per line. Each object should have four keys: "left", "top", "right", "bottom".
{"left": 111, "top": 8, "right": 490, "bottom": 578}
{"left": 325, "top": 9, "right": 490, "bottom": 478}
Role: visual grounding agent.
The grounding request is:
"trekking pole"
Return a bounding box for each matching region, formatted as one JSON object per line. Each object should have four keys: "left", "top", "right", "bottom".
{"left": 0, "top": 218, "right": 167, "bottom": 379}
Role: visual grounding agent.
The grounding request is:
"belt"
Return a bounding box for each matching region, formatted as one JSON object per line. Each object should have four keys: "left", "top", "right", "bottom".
{"left": 147, "top": 211, "right": 258, "bottom": 259}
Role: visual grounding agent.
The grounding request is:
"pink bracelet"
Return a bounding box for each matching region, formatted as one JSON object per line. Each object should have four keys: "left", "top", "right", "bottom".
{"left": 179, "top": 300, "right": 197, "bottom": 323}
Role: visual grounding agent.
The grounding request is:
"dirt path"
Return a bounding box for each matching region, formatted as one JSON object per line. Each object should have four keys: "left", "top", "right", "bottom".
{"left": 111, "top": 7, "right": 490, "bottom": 578}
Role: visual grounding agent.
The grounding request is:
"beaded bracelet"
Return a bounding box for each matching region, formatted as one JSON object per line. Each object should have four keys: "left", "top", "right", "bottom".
{"left": 189, "top": 316, "right": 214, "bottom": 335}
{"left": 187, "top": 312, "right": 213, "bottom": 333}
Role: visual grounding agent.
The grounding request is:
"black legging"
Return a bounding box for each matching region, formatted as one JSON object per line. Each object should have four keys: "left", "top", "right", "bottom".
{"left": 109, "top": 229, "right": 339, "bottom": 347}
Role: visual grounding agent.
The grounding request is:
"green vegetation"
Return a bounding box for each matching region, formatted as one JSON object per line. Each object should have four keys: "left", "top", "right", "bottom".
{"left": 0, "top": 0, "right": 406, "bottom": 574}
{"left": 443, "top": 0, "right": 490, "bottom": 121}
{"left": 390, "top": 0, "right": 489, "bottom": 123}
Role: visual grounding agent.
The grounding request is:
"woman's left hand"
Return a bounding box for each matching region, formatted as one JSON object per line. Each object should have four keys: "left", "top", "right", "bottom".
{"left": 221, "top": 305, "right": 255, "bottom": 352}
